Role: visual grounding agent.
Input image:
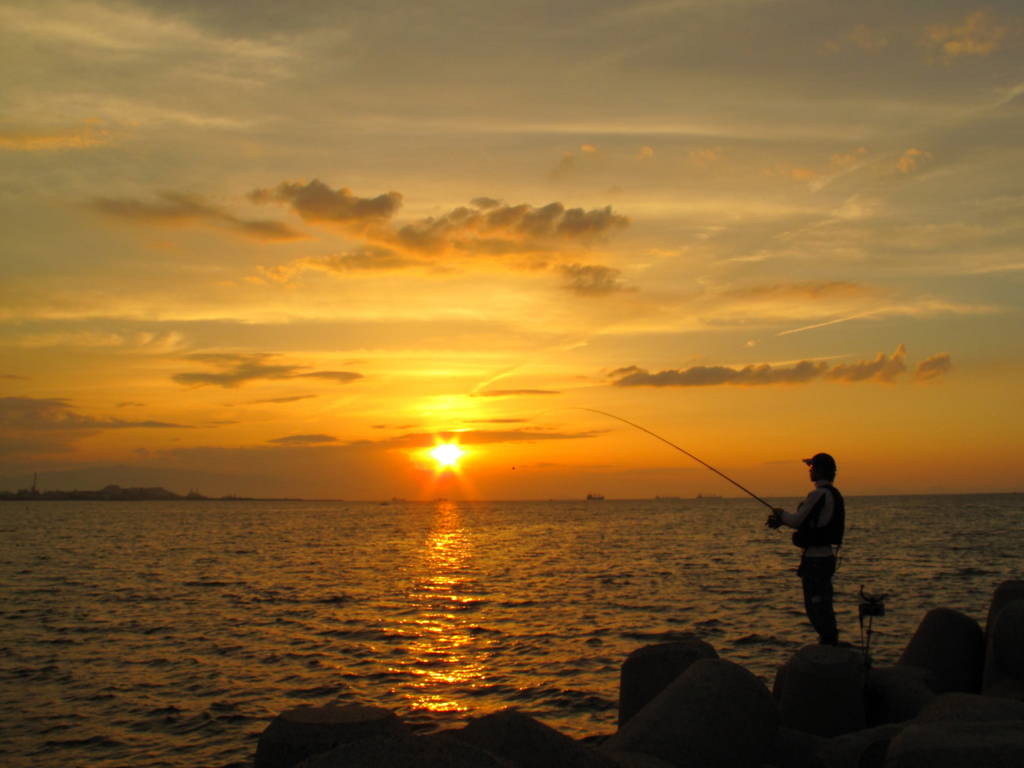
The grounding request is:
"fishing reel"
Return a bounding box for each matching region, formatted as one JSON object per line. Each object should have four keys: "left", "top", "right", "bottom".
{"left": 858, "top": 585, "right": 888, "bottom": 668}
{"left": 765, "top": 509, "right": 784, "bottom": 529}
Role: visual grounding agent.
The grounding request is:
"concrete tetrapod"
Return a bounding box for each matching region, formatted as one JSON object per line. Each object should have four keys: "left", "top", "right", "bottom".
{"left": 883, "top": 722, "right": 1024, "bottom": 768}
{"left": 989, "top": 599, "right": 1024, "bottom": 684}
{"left": 914, "top": 691, "right": 1024, "bottom": 723}
{"left": 982, "top": 580, "right": 1024, "bottom": 693}
{"left": 617, "top": 637, "right": 719, "bottom": 727}
{"left": 451, "top": 708, "right": 618, "bottom": 768}
{"left": 294, "top": 732, "right": 518, "bottom": 768}
{"left": 775, "top": 645, "right": 866, "bottom": 737}
{"left": 254, "top": 704, "right": 408, "bottom": 768}
{"left": 602, "top": 658, "right": 779, "bottom": 768}
{"left": 896, "top": 608, "right": 984, "bottom": 694}
{"left": 863, "top": 666, "right": 939, "bottom": 726}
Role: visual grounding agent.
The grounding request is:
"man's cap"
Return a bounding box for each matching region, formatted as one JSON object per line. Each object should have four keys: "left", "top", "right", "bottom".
{"left": 803, "top": 453, "right": 836, "bottom": 473}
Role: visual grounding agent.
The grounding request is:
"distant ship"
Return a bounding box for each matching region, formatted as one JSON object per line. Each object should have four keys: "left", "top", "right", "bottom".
{"left": 654, "top": 495, "right": 682, "bottom": 500}
{"left": 696, "top": 493, "right": 722, "bottom": 499}
{"left": 586, "top": 493, "right": 605, "bottom": 501}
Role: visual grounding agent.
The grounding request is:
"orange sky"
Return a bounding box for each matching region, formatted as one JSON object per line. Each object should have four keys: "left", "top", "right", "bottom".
{"left": 2, "top": 1, "right": 1022, "bottom": 498}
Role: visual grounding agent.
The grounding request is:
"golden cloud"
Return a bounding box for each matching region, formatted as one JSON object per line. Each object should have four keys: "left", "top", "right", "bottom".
{"left": 171, "top": 354, "right": 362, "bottom": 389}
{"left": 924, "top": 11, "right": 1010, "bottom": 61}
{"left": 897, "top": 148, "right": 932, "bottom": 174}
{"left": 0, "top": 121, "right": 122, "bottom": 151}
{"left": 95, "top": 192, "right": 305, "bottom": 241}
{"left": 913, "top": 352, "right": 953, "bottom": 382}
{"left": 611, "top": 345, "right": 941, "bottom": 388}
{"left": 248, "top": 180, "right": 403, "bottom": 225}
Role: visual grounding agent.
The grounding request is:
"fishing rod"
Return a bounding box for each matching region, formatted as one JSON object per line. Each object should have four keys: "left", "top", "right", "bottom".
{"left": 533, "top": 407, "right": 774, "bottom": 510}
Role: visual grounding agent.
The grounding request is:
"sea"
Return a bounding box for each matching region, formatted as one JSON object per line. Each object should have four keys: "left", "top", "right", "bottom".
{"left": 2, "top": 494, "right": 1022, "bottom": 767}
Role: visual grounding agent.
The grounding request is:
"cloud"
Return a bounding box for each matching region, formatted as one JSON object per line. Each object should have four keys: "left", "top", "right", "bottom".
{"left": 95, "top": 192, "right": 304, "bottom": 241}
{"left": 0, "top": 121, "right": 122, "bottom": 151}
{"left": 822, "top": 345, "right": 907, "bottom": 383}
{"left": 914, "top": 353, "right": 953, "bottom": 382}
{"left": 896, "top": 148, "right": 932, "bottom": 174}
{"left": 383, "top": 427, "right": 601, "bottom": 448}
{"left": 848, "top": 24, "right": 890, "bottom": 51}
{"left": 171, "top": 354, "right": 363, "bottom": 389}
{"left": 246, "top": 395, "right": 317, "bottom": 404}
{"left": 389, "top": 199, "right": 629, "bottom": 256}
{"left": 558, "top": 263, "right": 631, "bottom": 296}
{"left": 2, "top": 374, "right": 29, "bottom": 380}
{"left": 268, "top": 434, "right": 337, "bottom": 445}
{"left": 923, "top": 11, "right": 1010, "bottom": 61}
{"left": 257, "top": 250, "right": 418, "bottom": 282}
{"left": 611, "top": 346, "right": 926, "bottom": 388}
{"left": 473, "top": 389, "right": 561, "bottom": 397}
{"left": 249, "top": 185, "right": 630, "bottom": 278}
{"left": 0, "top": 397, "right": 186, "bottom": 432}
{"left": 689, "top": 147, "right": 722, "bottom": 167}
{"left": 248, "top": 180, "right": 403, "bottom": 225}
{"left": 462, "top": 418, "right": 530, "bottom": 424}
{"left": 725, "top": 281, "right": 868, "bottom": 302}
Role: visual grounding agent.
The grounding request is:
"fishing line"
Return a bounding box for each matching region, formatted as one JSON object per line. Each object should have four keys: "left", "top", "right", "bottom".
{"left": 532, "top": 407, "right": 774, "bottom": 510}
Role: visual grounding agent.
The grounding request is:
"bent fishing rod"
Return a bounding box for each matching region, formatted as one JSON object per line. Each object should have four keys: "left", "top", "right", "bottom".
{"left": 533, "top": 407, "right": 774, "bottom": 510}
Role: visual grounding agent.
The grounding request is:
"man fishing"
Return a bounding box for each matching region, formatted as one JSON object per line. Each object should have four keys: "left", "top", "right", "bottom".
{"left": 766, "top": 453, "right": 845, "bottom": 645}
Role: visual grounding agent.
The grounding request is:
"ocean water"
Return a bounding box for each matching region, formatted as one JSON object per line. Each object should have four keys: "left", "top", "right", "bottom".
{"left": 1, "top": 494, "right": 1022, "bottom": 767}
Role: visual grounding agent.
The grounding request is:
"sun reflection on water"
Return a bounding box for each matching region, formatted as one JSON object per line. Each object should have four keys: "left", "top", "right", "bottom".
{"left": 397, "top": 502, "right": 489, "bottom": 714}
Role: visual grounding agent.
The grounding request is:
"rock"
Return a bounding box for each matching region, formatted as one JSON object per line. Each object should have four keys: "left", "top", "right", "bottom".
{"left": 764, "top": 725, "right": 827, "bottom": 768}
{"left": 863, "top": 666, "right": 939, "bottom": 726}
{"left": 896, "top": 608, "right": 984, "bottom": 694}
{"left": 295, "top": 732, "right": 517, "bottom": 768}
{"left": 602, "top": 658, "right": 779, "bottom": 768}
{"left": 914, "top": 691, "right": 1024, "bottom": 723}
{"left": 982, "top": 580, "right": 1024, "bottom": 692}
{"left": 882, "top": 722, "right": 1024, "bottom": 768}
{"left": 617, "top": 637, "right": 718, "bottom": 727}
{"left": 254, "top": 704, "right": 408, "bottom": 768}
{"left": 990, "top": 599, "right": 1024, "bottom": 682}
{"left": 985, "top": 676, "right": 1024, "bottom": 701}
{"left": 776, "top": 645, "right": 866, "bottom": 737}
{"left": 816, "top": 724, "right": 906, "bottom": 768}
{"left": 450, "top": 708, "right": 618, "bottom": 768}
{"left": 603, "top": 750, "right": 678, "bottom": 768}
{"left": 764, "top": 724, "right": 905, "bottom": 768}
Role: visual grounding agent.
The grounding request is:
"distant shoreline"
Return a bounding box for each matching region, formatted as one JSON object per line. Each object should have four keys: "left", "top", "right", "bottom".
{"left": 1, "top": 489, "right": 1018, "bottom": 502}
{"left": 0, "top": 485, "right": 301, "bottom": 502}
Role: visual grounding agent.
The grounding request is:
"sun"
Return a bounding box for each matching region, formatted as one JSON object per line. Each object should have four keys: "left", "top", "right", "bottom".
{"left": 431, "top": 443, "right": 464, "bottom": 469}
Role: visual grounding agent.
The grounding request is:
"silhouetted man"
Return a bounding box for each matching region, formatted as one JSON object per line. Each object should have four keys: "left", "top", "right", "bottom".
{"left": 767, "top": 453, "right": 845, "bottom": 645}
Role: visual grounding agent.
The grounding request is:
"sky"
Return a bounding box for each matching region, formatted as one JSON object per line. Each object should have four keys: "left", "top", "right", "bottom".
{"left": 2, "top": 0, "right": 1022, "bottom": 499}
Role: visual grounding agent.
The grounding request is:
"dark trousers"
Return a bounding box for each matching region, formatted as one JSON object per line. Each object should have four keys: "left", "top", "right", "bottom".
{"left": 798, "top": 555, "right": 838, "bottom": 645}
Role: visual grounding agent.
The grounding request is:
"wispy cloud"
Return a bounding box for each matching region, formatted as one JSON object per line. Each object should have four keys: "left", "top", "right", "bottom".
{"left": 913, "top": 352, "right": 953, "bottom": 381}
{"left": 473, "top": 389, "right": 562, "bottom": 397}
{"left": 251, "top": 181, "right": 628, "bottom": 257}
{"left": 95, "top": 192, "right": 305, "bottom": 241}
{"left": 268, "top": 434, "right": 337, "bottom": 445}
{"left": 558, "top": 263, "right": 632, "bottom": 296}
{"left": 0, "top": 121, "right": 122, "bottom": 151}
{"left": 172, "top": 354, "right": 363, "bottom": 389}
{"left": 923, "top": 11, "right": 1011, "bottom": 62}
{"left": 610, "top": 346, "right": 940, "bottom": 388}
{"left": 248, "top": 180, "right": 403, "bottom": 226}
{"left": 1, "top": 397, "right": 186, "bottom": 431}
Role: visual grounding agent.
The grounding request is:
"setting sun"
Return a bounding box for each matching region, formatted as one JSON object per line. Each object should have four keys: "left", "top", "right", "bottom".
{"left": 431, "top": 443, "right": 464, "bottom": 469}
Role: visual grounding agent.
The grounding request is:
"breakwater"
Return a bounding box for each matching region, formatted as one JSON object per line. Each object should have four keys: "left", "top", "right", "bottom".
{"left": 253, "top": 580, "right": 1024, "bottom": 767}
